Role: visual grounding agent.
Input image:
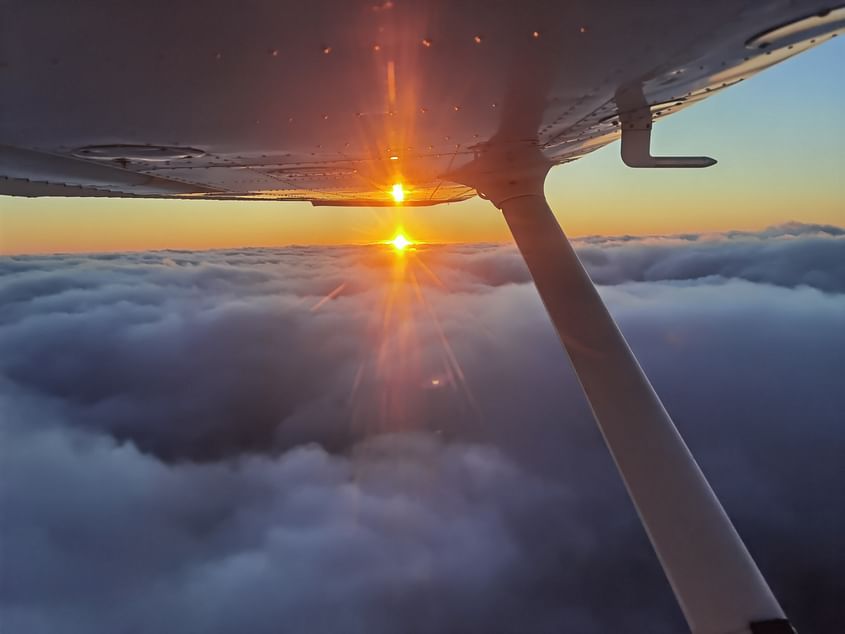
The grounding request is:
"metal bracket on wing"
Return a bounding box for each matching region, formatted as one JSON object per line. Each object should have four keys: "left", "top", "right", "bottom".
{"left": 616, "top": 85, "right": 716, "bottom": 168}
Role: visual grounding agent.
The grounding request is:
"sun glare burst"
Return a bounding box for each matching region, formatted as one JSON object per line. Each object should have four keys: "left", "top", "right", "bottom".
{"left": 391, "top": 182, "right": 405, "bottom": 203}
{"left": 391, "top": 233, "right": 411, "bottom": 251}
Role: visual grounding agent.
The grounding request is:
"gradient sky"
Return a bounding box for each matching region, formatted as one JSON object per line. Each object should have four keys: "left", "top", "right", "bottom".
{"left": 1, "top": 39, "right": 842, "bottom": 254}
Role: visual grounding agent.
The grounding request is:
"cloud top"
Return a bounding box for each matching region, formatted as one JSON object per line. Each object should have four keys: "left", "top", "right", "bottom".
{"left": 1, "top": 222, "right": 843, "bottom": 633}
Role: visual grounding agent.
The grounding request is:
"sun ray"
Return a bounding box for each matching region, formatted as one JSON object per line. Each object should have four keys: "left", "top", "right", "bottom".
{"left": 310, "top": 282, "right": 347, "bottom": 312}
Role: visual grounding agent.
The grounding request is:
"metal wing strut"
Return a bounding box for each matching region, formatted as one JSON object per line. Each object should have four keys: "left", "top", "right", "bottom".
{"left": 463, "top": 145, "right": 795, "bottom": 633}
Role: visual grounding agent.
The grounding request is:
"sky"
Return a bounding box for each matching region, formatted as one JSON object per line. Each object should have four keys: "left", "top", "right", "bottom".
{"left": 0, "top": 38, "right": 843, "bottom": 254}
{"left": 1, "top": 223, "right": 843, "bottom": 633}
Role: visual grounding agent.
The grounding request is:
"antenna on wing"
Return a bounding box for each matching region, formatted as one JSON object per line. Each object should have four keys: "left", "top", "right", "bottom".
{"left": 616, "top": 84, "right": 717, "bottom": 168}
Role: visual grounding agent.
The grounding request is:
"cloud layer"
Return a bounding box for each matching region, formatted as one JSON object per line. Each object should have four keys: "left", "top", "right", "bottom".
{"left": 1, "top": 223, "right": 843, "bottom": 633}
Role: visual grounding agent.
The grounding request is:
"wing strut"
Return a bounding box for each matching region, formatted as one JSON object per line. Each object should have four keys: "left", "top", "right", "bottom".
{"left": 465, "top": 148, "right": 794, "bottom": 633}
{"left": 500, "top": 193, "right": 793, "bottom": 634}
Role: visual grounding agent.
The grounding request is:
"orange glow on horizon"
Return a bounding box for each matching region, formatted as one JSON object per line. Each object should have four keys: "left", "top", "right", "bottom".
{"left": 3, "top": 186, "right": 843, "bottom": 256}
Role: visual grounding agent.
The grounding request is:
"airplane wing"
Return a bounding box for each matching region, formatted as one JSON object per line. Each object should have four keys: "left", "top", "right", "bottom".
{"left": 2, "top": 1, "right": 842, "bottom": 204}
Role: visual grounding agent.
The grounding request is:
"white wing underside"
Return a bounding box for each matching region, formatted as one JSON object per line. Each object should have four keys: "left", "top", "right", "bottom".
{"left": 1, "top": 1, "right": 842, "bottom": 204}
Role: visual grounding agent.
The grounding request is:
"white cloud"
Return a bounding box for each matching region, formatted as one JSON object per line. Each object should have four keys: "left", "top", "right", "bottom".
{"left": 1, "top": 223, "right": 843, "bottom": 633}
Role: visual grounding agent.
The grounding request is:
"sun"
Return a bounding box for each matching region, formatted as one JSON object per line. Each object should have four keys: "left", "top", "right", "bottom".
{"left": 390, "top": 233, "right": 411, "bottom": 251}
{"left": 391, "top": 182, "right": 405, "bottom": 203}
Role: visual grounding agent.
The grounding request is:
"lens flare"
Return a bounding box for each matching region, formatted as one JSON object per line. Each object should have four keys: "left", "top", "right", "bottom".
{"left": 391, "top": 182, "right": 405, "bottom": 203}
{"left": 347, "top": 242, "right": 481, "bottom": 434}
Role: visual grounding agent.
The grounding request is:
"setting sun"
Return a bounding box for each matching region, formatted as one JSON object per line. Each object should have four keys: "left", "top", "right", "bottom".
{"left": 391, "top": 183, "right": 405, "bottom": 203}
{"left": 390, "top": 233, "right": 411, "bottom": 251}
